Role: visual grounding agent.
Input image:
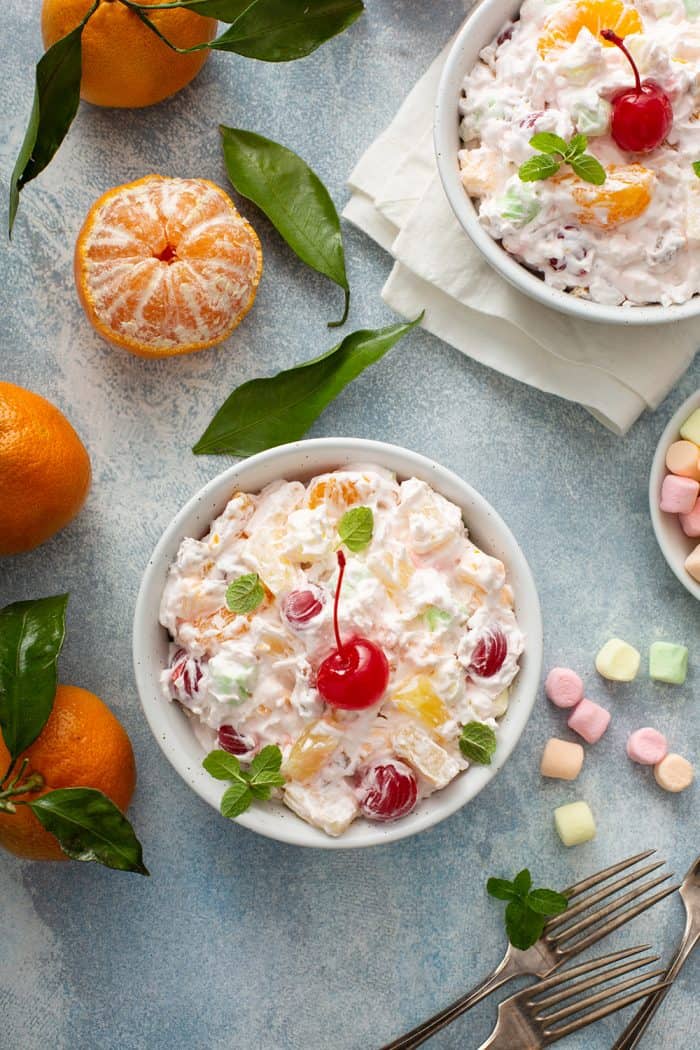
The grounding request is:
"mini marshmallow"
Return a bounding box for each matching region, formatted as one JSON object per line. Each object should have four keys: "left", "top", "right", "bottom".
{"left": 554, "top": 801, "right": 596, "bottom": 846}
{"left": 568, "top": 698, "right": 611, "bottom": 743}
{"left": 665, "top": 440, "right": 700, "bottom": 481}
{"left": 680, "top": 497, "right": 700, "bottom": 538}
{"left": 595, "top": 638, "right": 640, "bottom": 682}
{"left": 654, "top": 753, "right": 695, "bottom": 793}
{"left": 626, "top": 727, "right": 668, "bottom": 766}
{"left": 680, "top": 407, "right": 700, "bottom": 446}
{"left": 649, "top": 641, "right": 688, "bottom": 685}
{"left": 541, "top": 738, "right": 585, "bottom": 780}
{"left": 659, "top": 474, "right": 699, "bottom": 515}
{"left": 686, "top": 543, "right": 700, "bottom": 582}
{"left": 545, "top": 667, "right": 584, "bottom": 708}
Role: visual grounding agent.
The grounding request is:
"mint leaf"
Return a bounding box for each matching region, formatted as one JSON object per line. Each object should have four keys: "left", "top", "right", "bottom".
{"left": 202, "top": 750, "right": 245, "bottom": 782}
{"left": 487, "top": 877, "right": 517, "bottom": 901}
{"left": 693, "top": 161, "right": 700, "bottom": 179}
{"left": 527, "top": 888, "right": 569, "bottom": 916}
{"left": 220, "top": 781, "right": 254, "bottom": 818}
{"left": 424, "top": 606, "right": 452, "bottom": 632}
{"left": 249, "top": 744, "right": 283, "bottom": 781}
{"left": 193, "top": 317, "right": 422, "bottom": 456}
{"left": 29, "top": 787, "right": 148, "bottom": 875}
{"left": 519, "top": 154, "right": 560, "bottom": 182}
{"left": 513, "top": 869, "right": 532, "bottom": 897}
{"left": 226, "top": 573, "right": 265, "bottom": 615}
{"left": 505, "top": 898, "right": 547, "bottom": 951}
{"left": 529, "top": 132, "right": 568, "bottom": 156}
{"left": 459, "top": 722, "right": 497, "bottom": 764}
{"left": 338, "top": 506, "right": 373, "bottom": 552}
{"left": 569, "top": 153, "right": 606, "bottom": 185}
{"left": 0, "top": 594, "right": 68, "bottom": 764}
{"left": 567, "top": 133, "right": 588, "bottom": 158}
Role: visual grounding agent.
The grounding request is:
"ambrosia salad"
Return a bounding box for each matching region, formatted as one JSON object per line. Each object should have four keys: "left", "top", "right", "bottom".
{"left": 459, "top": 0, "right": 700, "bottom": 306}
{"left": 159, "top": 466, "right": 524, "bottom": 836}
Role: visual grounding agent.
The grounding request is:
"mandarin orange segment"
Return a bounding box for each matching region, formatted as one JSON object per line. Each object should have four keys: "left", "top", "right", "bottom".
{"left": 568, "top": 163, "right": 655, "bottom": 228}
{"left": 307, "top": 477, "right": 361, "bottom": 510}
{"left": 74, "top": 175, "right": 263, "bottom": 358}
{"left": 537, "top": 0, "right": 643, "bottom": 58}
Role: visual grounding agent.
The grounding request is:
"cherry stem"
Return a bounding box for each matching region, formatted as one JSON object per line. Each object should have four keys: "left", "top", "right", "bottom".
{"left": 601, "top": 29, "right": 642, "bottom": 94}
{"left": 332, "top": 550, "right": 347, "bottom": 657}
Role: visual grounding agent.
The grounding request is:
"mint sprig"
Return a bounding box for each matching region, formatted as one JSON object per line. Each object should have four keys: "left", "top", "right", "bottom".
{"left": 487, "top": 868, "right": 568, "bottom": 950}
{"left": 203, "top": 744, "right": 285, "bottom": 819}
{"left": 338, "top": 506, "right": 373, "bottom": 552}
{"left": 519, "top": 133, "right": 606, "bottom": 186}
{"left": 459, "top": 722, "right": 497, "bottom": 764}
{"left": 225, "top": 573, "right": 265, "bottom": 615}
{"left": 693, "top": 161, "right": 700, "bottom": 178}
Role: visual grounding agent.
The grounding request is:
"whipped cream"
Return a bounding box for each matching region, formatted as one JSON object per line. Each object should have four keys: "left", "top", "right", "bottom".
{"left": 459, "top": 0, "right": 700, "bottom": 306}
{"left": 159, "top": 466, "right": 524, "bottom": 836}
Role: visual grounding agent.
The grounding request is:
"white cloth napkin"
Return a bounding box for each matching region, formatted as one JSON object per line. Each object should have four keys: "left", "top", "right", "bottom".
{"left": 343, "top": 45, "right": 699, "bottom": 434}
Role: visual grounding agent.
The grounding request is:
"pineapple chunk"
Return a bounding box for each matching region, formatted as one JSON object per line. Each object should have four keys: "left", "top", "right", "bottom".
{"left": 282, "top": 720, "right": 339, "bottom": 784}
{"left": 284, "top": 782, "right": 359, "bottom": 836}
{"left": 393, "top": 725, "right": 460, "bottom": 790}
{"left": 392, "top": 675, "right": 451, "bottom": 730}
{"left": 458, "top": 147, "right": 502, "bottom": 198}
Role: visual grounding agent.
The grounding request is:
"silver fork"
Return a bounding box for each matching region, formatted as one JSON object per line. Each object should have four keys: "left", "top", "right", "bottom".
{"left": 612, "top": 853, "right": 700, "bottom": 1049}
{"left": 382, "top": 850, "right": 679, "bottom": 1050}
{"left": 479, "top": 944, "right": 670, "bottom": 1048}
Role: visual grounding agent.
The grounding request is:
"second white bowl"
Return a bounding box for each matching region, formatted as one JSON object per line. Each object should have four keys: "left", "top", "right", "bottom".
{"left": 133, "top": 438, "right": 543, "bottom": 849}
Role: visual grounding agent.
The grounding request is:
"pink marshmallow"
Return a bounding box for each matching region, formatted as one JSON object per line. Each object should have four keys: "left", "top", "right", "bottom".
{"left": 679, "top": 497, "right": 700, "bottom": 538}
{"left": 626, "top": 727, "right": 668, "bottom": 766}
{"left": 545, "top": 667, "right": 584, "bottom": 708}
{"left": 567, "top": 698, "right": 611, "bottom": 744}
{"left": 660, "top": 474, "right": 699, "bottom": 515}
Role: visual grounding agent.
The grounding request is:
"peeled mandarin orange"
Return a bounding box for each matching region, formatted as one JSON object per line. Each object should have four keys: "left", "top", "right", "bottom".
{"left": 0, "top": 685, "right": 136, "bottom": 862}
{"left": 538, "top": 0, "right": 643, "bottom": 58}
{"left": 567, "top": 164, "right": 655, "bottom": 228}
{"left": 0, "top": 382, "right": 91, "bottom": 556}
{"left": 41, "top": 0, "right": 218, "bottom": 109}
{"left": 74, "top": 175, "right": 263, "bottom": 357}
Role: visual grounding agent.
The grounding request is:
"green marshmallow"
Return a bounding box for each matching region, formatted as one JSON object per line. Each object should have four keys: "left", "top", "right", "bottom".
{"left": 649, "top": 642, "right": 689, "bottom": 685}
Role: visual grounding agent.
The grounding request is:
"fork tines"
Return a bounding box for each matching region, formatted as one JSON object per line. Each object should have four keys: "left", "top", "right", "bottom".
{"left": 520, "top": 945, "right": 671, "bottom": 1043}
{"left": 544, "top": 850, "right": 679, "bottom": 957}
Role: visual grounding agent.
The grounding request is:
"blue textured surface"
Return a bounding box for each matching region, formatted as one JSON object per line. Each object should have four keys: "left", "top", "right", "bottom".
{"left": 1, "top": 2, "right": 698, "bottom": 1048}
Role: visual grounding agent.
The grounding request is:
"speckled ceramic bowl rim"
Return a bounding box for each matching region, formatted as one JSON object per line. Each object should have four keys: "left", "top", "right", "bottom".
{"left": 133, "top": 438, "right": 543, "bottom": 849}
{"left": 649, "top": 390, "right": 700, "bottom": 600}
{"left": 434, "top": 0, "right": 700, "bottom": 325}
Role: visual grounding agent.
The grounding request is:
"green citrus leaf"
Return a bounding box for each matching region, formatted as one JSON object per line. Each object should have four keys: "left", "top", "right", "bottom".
{"left": 9, "top": 1, "right": 98, "bottom": 235}
{"left": 338, "top": 506, "right": 373, "bottom": 552}
{"left": 459, "top": 722, "right": 497, "bottom": 765}
{"left": 486, "top": 877, "right": 517, "bottom": 901}
{"left": 569, "top": 153, "right": 606, "bottom": 185}
{"left": 518, "top": 154, "right": 560, "bottom": 182}
{"left": 220, "top": 781, "right": 254, "bottom": 818}
{"left": 220, "top": 126, "right": 349, "bottom": 325}
{"left": 204, "top": 0, "right": 364, "bottom": 61}
{"left": 225, "top": 573, "right": 265, "bottom": 615}
{"left": 0, "top": 595, "right": 68, "bottom": 764}
{"left": 202, "top": 749, "right": 246, "bottom": 782}
{"left": 527, "top": 888, "right": 569, "bottom": 916}
{"left": 193, "top": 315, "right": 423, "bottom": 456}
{"left": 29, "top": 788, "right": 148, "bottom": 874}
{"left": 529, "top": 132, "right": 568, "bottom": 156}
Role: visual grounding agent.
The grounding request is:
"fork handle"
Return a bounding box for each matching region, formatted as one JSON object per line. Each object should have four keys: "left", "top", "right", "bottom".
{"left": 612, "top": 926, "right": 699, "bottom": 1049}
{"left": 381, "top": 950, "right": 522, "bottom": 1050}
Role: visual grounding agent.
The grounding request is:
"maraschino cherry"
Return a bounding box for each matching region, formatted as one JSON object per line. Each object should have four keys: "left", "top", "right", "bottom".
{"left": 601, "top": 29, "right": 673, "bottom": 153}
{"left": 317, "top": 550, "right": 389, "bottom": 710}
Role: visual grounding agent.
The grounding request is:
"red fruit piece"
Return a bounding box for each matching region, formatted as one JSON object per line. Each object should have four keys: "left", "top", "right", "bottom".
{"left": 171, "top": 648, "right": 203, "bottom": 699}
{"left": 356, "top": 761, "right": 418, "bottom": 822}
{"left": 601, "top": 30, "right": 673, "bottom": 153}
{"left": 468, "top": 626, "right": 508, "bottom": 678}
{"left": 281, "top": 586, "right": 324, "bottom": 628}
{"left": 218, "top": 725, "right": 257, "bottom": 756}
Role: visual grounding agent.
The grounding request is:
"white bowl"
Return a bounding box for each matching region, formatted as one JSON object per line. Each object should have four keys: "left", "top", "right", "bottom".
{"left": 649, "top": 390, "right": 700, "bottom": 601}
{"left": 434, "top": 0, "right": 700, "bottom": 325}
{"left": 133, "top": 438, "right": 543, "bottom": 849}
